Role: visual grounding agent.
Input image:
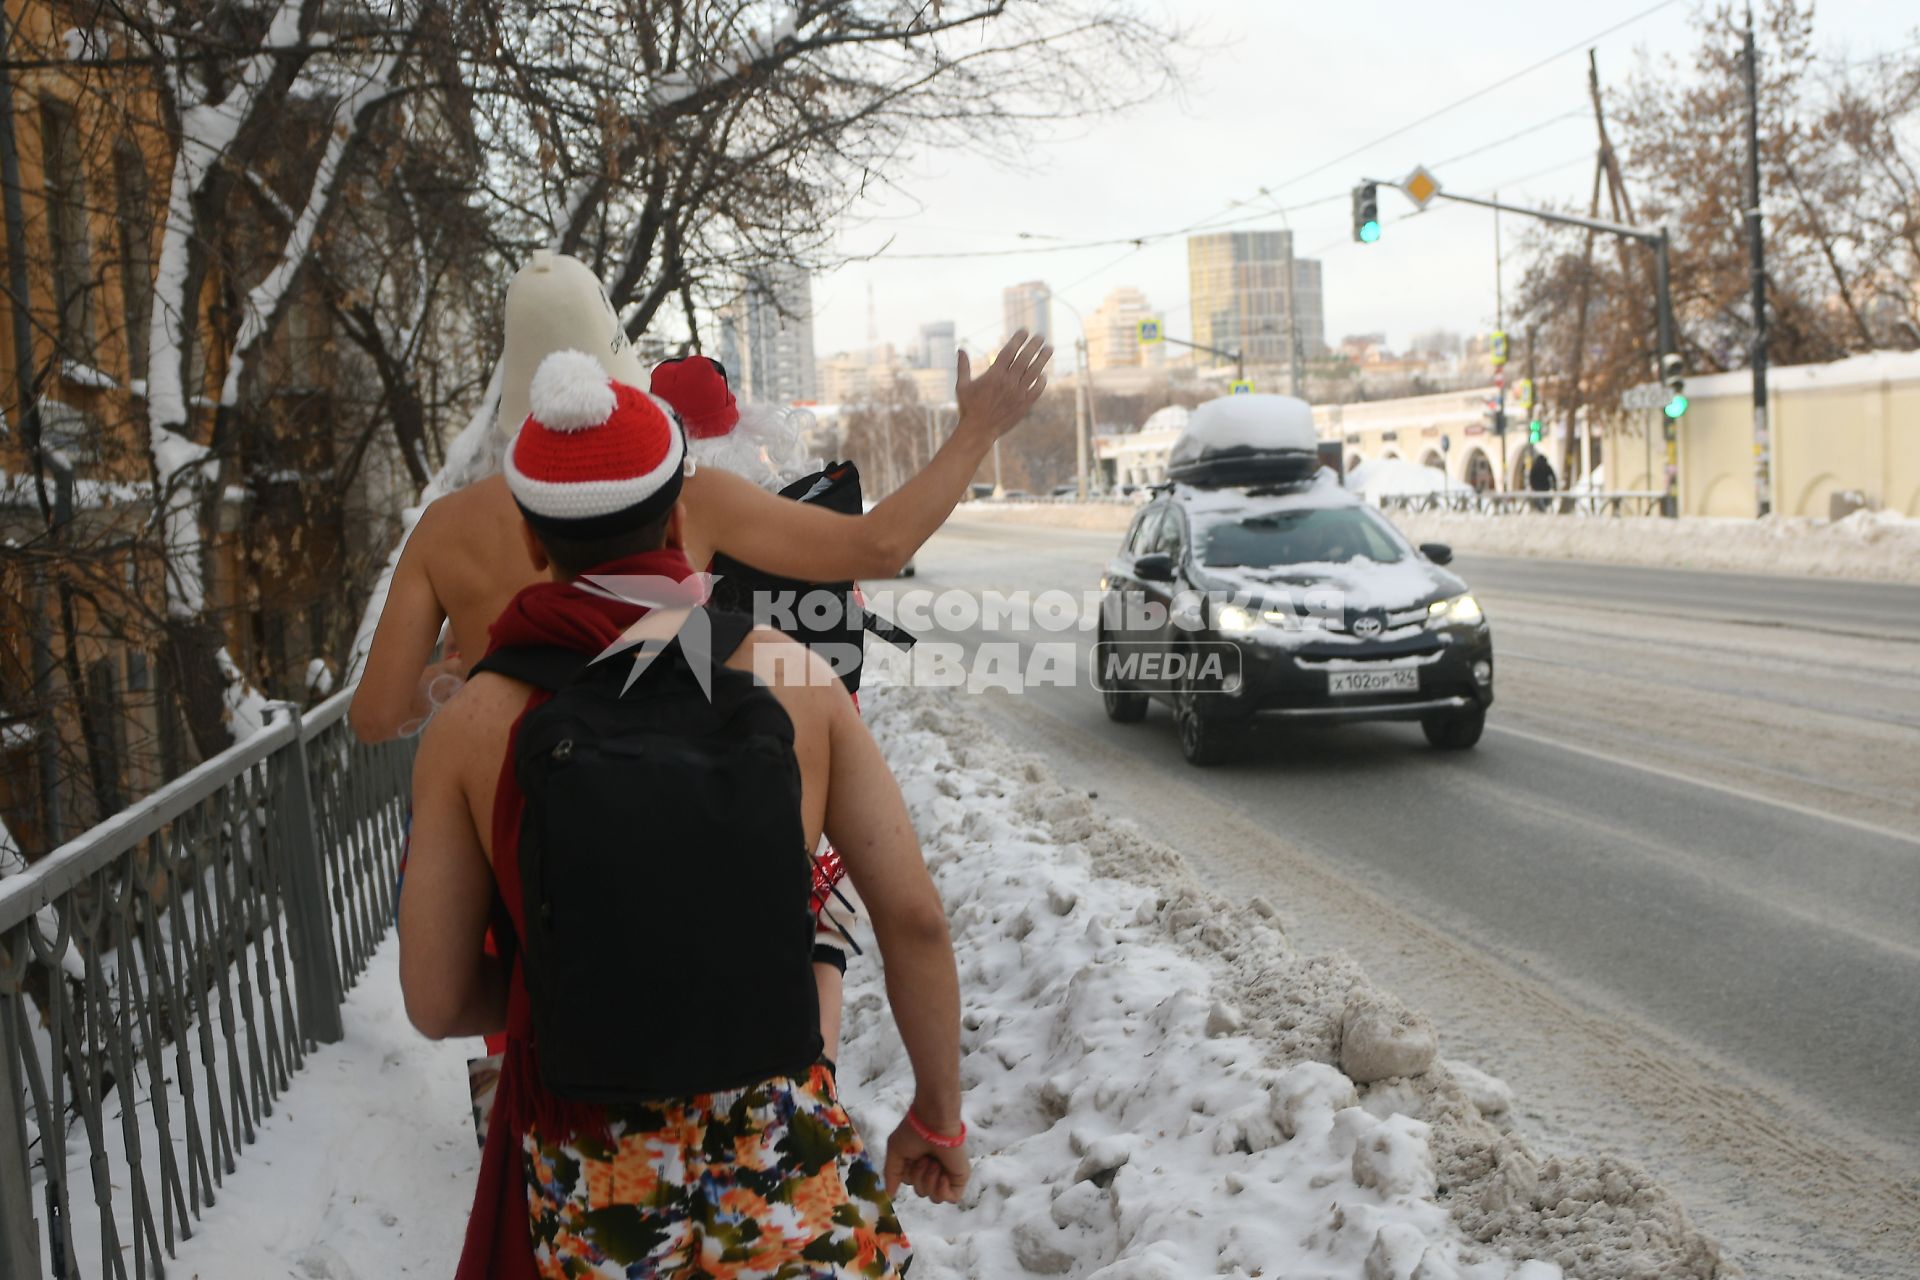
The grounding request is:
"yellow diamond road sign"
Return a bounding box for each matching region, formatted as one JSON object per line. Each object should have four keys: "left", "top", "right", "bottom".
{"left": 1404, "top": 166, "right": 1440, "bottom": 209}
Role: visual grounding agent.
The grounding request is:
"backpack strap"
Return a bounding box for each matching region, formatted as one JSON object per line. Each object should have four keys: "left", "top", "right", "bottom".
{"left": 470, "top": 607, "right": 759, "bottom": 692}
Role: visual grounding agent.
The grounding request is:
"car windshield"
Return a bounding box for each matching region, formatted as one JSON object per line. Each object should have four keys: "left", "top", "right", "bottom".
{"left": 1199, "top": 505, "right": 1407, "bottom": 568}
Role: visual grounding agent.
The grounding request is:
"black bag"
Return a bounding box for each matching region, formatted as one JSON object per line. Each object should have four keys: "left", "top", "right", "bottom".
{"left": 709, "top": 461, "right": 872, "bottom": 693}
{"left": 470, "top": 608, "right": 822, "bottom": 1103}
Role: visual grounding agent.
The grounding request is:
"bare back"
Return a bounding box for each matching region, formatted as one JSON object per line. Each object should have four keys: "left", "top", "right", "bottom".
{"left": 422, "top": 475, "right": 548, "bottom": 659}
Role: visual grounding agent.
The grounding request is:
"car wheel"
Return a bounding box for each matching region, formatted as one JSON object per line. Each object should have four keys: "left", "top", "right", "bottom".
{"left": 1103, "top": 682, "right": 1148, "bottom": 723}
{"left": 1422, "top": 705, "right": 1486, "bottom": 750}
{"left": 1174, "top": 678, "right": 1239, "bottom": 766}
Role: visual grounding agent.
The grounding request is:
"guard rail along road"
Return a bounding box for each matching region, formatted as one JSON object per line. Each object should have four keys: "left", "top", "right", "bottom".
{"left": 0, "top": 687, "right": 415, "bottom": 1280}
{"left": 1377, "top": 488, "right": 1670, "bottom": 517}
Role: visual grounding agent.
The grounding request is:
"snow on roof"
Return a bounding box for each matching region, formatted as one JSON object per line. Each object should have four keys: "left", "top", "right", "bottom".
{"left": 1139, "top": 404, "right": 1191, "bottom": 436}
{"left": 1345, "top": 457, "right": 1449, "bottom": 501}
{"left": 1175, "top": 394, "right": 1316, "bottom": 458}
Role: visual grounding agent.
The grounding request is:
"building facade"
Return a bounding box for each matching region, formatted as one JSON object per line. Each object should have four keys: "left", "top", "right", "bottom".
{"left": 916, "top": 320, "right": 956, "bottom": 372}
{"left": 1185, "top": 231, "right": 1324, "bottom": 370}
{"left": 719, "top": 264, "right": 818, "bottom": 404}
{"left": 1003, "top": 280, "right": 1052, "bottom": 345}
{"left": 1085, "top": 286, "right": 1164, "bottom": 372}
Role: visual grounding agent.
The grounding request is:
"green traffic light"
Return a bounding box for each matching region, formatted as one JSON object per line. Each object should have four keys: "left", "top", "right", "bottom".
{"left": 1528, "top": 421, "right": 1542, "bottom": 443}
{"left": 1359, "top": 220, "right": 1381, "bottom": 243}
{"left": 1664, "top": 394, "right": 1688, "bottom": 419}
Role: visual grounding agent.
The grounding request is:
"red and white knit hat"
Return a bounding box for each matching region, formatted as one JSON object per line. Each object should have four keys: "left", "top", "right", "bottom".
{"left": 505, "top": 350, "right": 688, "bottom": 537}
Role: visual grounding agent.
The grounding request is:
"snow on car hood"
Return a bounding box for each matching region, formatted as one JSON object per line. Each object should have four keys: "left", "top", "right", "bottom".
{"left": 1198, "top": 556, "right": 1456, "bottom": 612}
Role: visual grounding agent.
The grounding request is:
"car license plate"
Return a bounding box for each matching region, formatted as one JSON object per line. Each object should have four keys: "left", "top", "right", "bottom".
{"left": 1328, "top": 668, "right": 1419, "bottom": 696}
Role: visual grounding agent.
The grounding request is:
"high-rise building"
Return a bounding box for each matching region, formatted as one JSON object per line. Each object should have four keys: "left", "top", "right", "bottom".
{"left": 1185, "top": 231, "right": 1324, "bottom": 371}
{"left": 917, "top": 320, "right": 957, "bottom": 372}
{"left": 1003, "top": 280, "right": 1052, "bottom": 345}
{"left": 717, "top": 264, "right": 818, "bottom": 404}
{"left": 1085, "top": 286, "right": 1163, "bottom": 372}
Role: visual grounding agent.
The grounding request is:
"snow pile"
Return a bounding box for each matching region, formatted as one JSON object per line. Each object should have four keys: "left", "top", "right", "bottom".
{"left": 1385, "top": 508, "right": 1920, "bottom": 584}
{"left": 838, "top": 684, "right": 1731, "bottom": 1280}
{"left": 109, "top": 682, "right": 1726, "bottom": 1280}
{"left": 1346, "top": 457, "right": 1450, "bottom": 504}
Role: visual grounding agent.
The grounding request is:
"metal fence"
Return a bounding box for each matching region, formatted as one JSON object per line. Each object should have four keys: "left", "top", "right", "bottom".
{"left": 1377, "top": 489, "right": 1671, "bottom": 517}
{"left": 0, "top": 688, "right": 413, "bottom": 1279}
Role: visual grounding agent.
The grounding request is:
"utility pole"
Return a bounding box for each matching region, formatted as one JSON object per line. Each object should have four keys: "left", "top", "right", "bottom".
{"left": 1493, "top": 192, "right": 1509, "bottom": 489}
{"left": 1743, "top": 7, "right": 1771, "bottom": 515}
{"left": 1074, "top": 336, "right": 1090, "bottom": 501}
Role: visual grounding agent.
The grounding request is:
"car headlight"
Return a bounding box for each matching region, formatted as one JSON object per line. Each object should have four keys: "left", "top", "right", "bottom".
{"left": 1215, "top": 603, "right": 1260, "bottom": 633}
{"left": 1426, "top": 593, "right": 1483, "bottom": 626}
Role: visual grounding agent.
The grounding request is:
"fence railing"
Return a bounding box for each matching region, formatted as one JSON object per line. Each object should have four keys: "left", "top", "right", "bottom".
{"left": 0, "top": 688, "right": 413, "bottom": 1280}
{"left": 1377, "top": 489, "right": 1671, "bottom": 517}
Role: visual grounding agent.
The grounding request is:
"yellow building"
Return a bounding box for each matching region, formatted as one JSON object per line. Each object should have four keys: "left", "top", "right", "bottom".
{"left": 1313, "top": 351, "right": 1920, "bottom": 516}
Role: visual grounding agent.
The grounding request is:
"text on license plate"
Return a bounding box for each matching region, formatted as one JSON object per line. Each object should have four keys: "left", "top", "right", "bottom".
{"left": 1328, "top": 668, "right": 1420, "bottom": 695}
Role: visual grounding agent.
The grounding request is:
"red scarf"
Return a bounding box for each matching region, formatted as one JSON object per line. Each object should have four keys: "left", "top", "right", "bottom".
{"left": 456, "top": 549, "right": 704, "bottom": 1280}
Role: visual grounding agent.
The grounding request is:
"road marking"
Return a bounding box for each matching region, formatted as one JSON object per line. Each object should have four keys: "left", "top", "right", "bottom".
{"left": 1487, "top": 721, "right": 1920, "bottom": 850}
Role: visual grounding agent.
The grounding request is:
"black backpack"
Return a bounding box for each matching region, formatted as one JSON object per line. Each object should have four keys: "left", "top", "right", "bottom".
{"left": 710, "top": 460, "right": 900, "bottom": 694}
{"left": 470, "top": 608, "right": 823, "bottom": 1103}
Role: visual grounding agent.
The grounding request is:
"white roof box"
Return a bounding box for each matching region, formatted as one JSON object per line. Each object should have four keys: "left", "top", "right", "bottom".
{"left": 1167, "top": 393, "right": 1320, "bottom": 487}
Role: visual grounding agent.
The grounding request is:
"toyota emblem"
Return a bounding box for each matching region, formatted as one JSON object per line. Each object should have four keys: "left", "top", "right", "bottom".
{"left": 1352, "top": 616, "right": 1384, "bottom": 639}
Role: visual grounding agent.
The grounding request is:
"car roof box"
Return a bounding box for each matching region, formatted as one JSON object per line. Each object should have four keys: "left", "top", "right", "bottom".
{"left": 1167, "top": 394, "right": 1320, "bottom": 488}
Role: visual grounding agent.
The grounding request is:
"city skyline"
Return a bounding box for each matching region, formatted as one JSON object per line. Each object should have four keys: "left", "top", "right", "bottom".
{"left": 804, "top": 0, "right": 1912, "bottom": 366}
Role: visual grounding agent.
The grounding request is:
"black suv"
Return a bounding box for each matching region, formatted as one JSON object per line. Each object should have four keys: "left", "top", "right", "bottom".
{"left": 1097, "top": 477, "right": 1494, "bottom": 764}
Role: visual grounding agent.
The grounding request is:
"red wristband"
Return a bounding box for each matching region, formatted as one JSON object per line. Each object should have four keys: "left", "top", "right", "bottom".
{"left": 906, "top": 1106, "right": 966, "bottom": 1149}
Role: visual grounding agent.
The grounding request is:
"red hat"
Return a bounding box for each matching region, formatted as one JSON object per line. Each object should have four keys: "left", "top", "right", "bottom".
{"left": 505, "top": 350, "right": 687, "bottom": 536}
{"left": 650, "top": 356, "right": 739, "bottom": 439}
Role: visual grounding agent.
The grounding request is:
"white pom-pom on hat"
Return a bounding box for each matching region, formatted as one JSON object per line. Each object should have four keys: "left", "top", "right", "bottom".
{"left": 529, "top": 349, "right": 617, "bottom": 433}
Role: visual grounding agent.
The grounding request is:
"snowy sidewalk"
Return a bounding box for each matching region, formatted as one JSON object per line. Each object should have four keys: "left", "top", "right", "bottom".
{"left": 161, "top": 684, "right": 1724, "bottom": 1280}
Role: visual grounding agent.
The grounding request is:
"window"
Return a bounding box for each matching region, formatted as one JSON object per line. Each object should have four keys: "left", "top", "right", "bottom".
{"left": 1149, "top": 509, "right": 1186, "bottom": 560}
{"left": 40, "top": 100, "right": 94, "bottom": 354}
{"left": 113, "top": 142, "right": 153, "bottom": 381}
{"left": 1124, "top": 508, "right": 1162, "bottom": 554}
{"left": 1198, "top": 506, "right": 1408, "bottom": 569}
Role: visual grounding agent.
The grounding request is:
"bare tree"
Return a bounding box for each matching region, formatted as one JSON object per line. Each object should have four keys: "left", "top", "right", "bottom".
{"left": 1514, "top": 1, "right": 1920, "bottom": 435}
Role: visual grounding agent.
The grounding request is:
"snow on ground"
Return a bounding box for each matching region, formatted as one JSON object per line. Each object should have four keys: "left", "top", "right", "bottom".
{"left": 133, "top": 940, "right": 478, "bottom": 1279}
{"left": 835, "top": 684, "right": 1727, "bottom": 1280}
{"left": 144, "top": 684, "right": 1727, "bottom": 1279}
{"left": 1385, "top": 507, "right": 1920, "bottom": 585}
{"left": 950, "top": 499, "right": 1920, "bottom": 585}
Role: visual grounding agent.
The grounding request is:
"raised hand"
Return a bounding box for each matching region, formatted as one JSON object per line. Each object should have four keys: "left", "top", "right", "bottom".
{"left": 955, "top": 330, "right": 1052, "bottom": 442}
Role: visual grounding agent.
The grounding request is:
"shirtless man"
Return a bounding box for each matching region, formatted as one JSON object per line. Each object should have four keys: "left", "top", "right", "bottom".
{"left": 397, "top": 352, "right": 964, "bottom": 1275}
{"left": 350, "top": 251, "right": 1049, "bottom": 742}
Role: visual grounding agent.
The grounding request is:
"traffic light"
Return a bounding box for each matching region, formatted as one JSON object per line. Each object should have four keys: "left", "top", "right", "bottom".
{"left": 1661, "top": 352, "right": 1687, "bottom": 419}
{"left": 1528, "top": 419, "right": 1543, "bottom": 444}
{"left": 1351, "top": 183, "right": 1380, "bottom": 244}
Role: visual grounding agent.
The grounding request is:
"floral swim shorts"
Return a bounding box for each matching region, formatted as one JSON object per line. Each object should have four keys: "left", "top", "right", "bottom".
{"left": 523, "top": 1063, "right": 911, "bottom": 1278}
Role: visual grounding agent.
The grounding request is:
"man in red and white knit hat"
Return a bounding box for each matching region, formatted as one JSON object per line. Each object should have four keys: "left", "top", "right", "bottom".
{"left": 504, "top": 349, "right": 691, "bottom": 537}
{"left": 398, "top": 350, "right": 967, "bottom": 1279}
{"left": 349, "top": 249, "right": 1051, "bottom": 744}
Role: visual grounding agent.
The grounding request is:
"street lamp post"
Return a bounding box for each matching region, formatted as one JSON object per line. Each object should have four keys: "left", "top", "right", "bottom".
{"left": 1054, "top": 294, "right": 1097, "bottom": 501}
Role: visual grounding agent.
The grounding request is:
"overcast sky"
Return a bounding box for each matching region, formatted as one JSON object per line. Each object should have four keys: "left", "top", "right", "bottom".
{"left": 810, "top": 0, "right": 1915, "bottom": 363}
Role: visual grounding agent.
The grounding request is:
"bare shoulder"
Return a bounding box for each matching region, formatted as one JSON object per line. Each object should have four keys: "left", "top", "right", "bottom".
{"left": 417, "top": 671, "right": 526, "bottom": 762}
{"left": 729, "top": 628, "right": 845, "bottom": 717}
{"left": 414, "top": 476, "right": 514, "bottom": 547}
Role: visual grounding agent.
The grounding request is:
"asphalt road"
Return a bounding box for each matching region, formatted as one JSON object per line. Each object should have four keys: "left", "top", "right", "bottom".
{"left": 868, "top": 515, "right": 1920, "bottom": 1275}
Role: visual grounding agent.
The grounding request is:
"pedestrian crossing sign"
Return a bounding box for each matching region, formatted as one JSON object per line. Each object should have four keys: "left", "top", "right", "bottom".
{"left": 1229, "top": 379, "right": 1254, "bottom": 395}
{"left": 1137, "top": 318, "right": 1163, "bottom": 345}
